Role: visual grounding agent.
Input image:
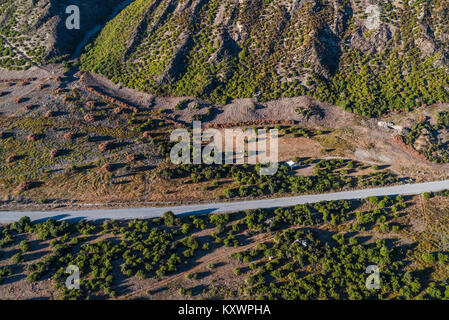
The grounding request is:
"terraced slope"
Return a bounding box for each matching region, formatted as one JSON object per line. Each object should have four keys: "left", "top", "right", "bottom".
{"left": 80, "top": 0, "right": 449, "bottom": 116}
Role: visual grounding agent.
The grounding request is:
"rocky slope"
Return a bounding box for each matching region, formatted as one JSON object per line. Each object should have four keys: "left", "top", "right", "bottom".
{"left": 3, "top": 0, "right": 449, "bottom": 117}
{"left": 79, "top": 0, "right": 449, "bottom": 116}
{"left": 0, "top": 0, "right": 128, "bottom": 68}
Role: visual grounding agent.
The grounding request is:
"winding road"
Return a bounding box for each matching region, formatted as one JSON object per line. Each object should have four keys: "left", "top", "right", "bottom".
{"left": 0, "top": 180, "right": 448, "bottom": 223}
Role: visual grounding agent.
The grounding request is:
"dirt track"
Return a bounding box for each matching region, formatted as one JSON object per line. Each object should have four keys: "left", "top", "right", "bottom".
{"left": 79, "top": 71, "right": 449, "bottom": 181}
{"left": 1, "top": 66, "right": 449, "bottom": 210}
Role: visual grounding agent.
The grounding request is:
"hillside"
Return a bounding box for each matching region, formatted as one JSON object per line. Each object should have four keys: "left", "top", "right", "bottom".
{"left": 79, "top": 0, "right": 449, "bottom": 117}
{"left": 0, "top": 0, "right": 128, "bottom": 68}
{"left": 3, "top": 0, "right": 449, "bottom": 302}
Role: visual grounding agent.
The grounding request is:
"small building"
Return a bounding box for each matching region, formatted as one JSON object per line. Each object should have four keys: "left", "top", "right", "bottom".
{"left": 286, "top": 160, "right": 299, "bottom": 169}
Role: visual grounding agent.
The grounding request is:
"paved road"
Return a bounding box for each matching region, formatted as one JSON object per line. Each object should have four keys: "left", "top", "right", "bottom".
{"left": 0, "top": 180, "right": 448, "bottom": 223}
